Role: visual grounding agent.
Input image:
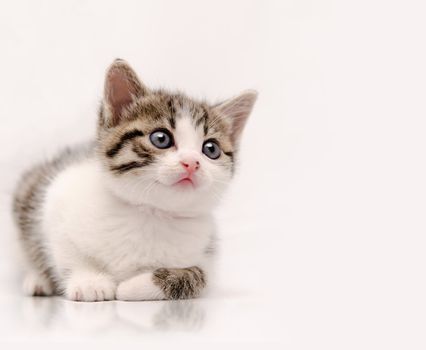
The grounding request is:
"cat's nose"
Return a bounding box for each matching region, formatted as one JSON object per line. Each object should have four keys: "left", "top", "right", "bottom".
{"left": 180, "top": 159, "right": 200, "bottom": 174}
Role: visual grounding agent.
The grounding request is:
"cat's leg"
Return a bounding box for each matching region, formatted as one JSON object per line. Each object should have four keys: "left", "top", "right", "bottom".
{"left": 49, "top": 236, "right": 116, "bottom": 302}
{"left": 116, "top": 271, "right": 165, "bottom": 301}
{"left": 116, "top": 266, "right": 206, "bottom": 301}
{"left": 23, "top": 270, "right": 54, "bottom": 296}
{"left": 63, "top": 269, "right": 116, "bottom": 302}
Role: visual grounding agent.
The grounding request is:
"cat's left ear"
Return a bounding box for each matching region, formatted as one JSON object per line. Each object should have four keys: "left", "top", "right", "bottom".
{"left": 213, "top": 90, "right": 258, "bottom": 145}
{"left": 102, "top": 59, "right": 149, "bottom": 127}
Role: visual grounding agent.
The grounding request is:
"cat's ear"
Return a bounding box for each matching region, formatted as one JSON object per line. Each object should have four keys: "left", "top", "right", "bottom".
{"left": 102, "top": 59, "right": 148, "bottom": 127}
{"left": 213, "top": 90, "right": 258, "bottom": 145}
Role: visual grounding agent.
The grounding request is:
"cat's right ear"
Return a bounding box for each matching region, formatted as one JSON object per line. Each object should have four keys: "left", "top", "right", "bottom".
{"left": 101, "top": 59, "right": 148, "bottom": 127}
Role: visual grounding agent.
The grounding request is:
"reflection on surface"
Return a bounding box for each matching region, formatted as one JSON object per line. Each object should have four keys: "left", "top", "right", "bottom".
{"left": 19, "top": 296, "right": 206, "bottom": 334}
{"left": 20, "top": 296, "right": 60, "bottom": 329}
{"left": 153, "top": 300, "right": 205, "bottom": 331}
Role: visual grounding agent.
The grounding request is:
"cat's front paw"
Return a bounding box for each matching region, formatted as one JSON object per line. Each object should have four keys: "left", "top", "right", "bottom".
{"left": 65, "top": 271, "right": 116, "bottom": 302}
{"left": 116, "top": 272, "right": 165, "bottom": 301}
{"left": 23, "top": 272, "right": 54, "bottom": 296}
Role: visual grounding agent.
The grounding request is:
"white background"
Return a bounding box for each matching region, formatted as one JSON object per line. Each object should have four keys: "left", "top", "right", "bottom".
{"left": 0, "top": 0, "right": 425, "bottom": 348}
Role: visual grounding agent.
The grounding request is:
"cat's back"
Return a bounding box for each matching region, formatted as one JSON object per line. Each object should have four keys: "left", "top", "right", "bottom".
{"left": 13, "top": 142, "right": 95, "bottom": 273}
{"left": 13, "top": 142, "right": 96, "bottom": 223}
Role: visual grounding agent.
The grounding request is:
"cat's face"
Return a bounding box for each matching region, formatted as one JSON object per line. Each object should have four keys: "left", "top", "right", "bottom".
{"left": 97, "top": 59, "right": 257, "bottom": 214}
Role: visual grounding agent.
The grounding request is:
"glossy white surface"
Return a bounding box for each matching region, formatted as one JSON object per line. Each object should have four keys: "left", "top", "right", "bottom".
{"left": 1, "top": 0, "right": 426, "bottom": 348}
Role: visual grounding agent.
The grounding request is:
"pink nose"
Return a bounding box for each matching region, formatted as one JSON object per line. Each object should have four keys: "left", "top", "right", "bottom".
{"left": 181, "top": 159, "right": 200, "bottom": 174}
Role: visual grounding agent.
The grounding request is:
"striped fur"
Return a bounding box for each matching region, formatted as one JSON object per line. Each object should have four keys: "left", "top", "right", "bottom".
{"left": 97, "top": 89, "right": 237, "bottom": 178}
{"left": 153, "top": 267, "right": 206, "bottom": 300}
{"left": 106, "top": 129, "right": 144, "bottom": 157}
{"left": 13, "top": 143, "right": 95, "bottom": 294}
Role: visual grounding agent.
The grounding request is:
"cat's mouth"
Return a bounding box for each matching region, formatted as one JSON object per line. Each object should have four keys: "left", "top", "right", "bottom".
{"left": 174, "top": 176, "right": 195, "bottom": 188}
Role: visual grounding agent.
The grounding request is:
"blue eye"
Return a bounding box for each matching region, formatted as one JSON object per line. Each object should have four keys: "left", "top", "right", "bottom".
{"left": 150, "top": 129, "right": 174, "bottom": 149}
{"left": 202, "top": 140, "right": 221, "bottom": 159}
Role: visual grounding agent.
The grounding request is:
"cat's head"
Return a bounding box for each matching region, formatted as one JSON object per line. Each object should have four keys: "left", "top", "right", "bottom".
{"left": 97, "top": 59, "right": 257, "bottom": 215}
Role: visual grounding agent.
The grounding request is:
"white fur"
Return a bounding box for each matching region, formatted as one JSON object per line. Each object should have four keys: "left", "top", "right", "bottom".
{"left": 65, "top": 270, "right": 116, "bottom": 301}
{"left": 40, "top": 116, "right": 224, "bottom": 301}
{"left": 23, "top": 271, "right": 53, "bottom": 296}
{"left": 116, "top": 272, "right": 165, "bottom": 301}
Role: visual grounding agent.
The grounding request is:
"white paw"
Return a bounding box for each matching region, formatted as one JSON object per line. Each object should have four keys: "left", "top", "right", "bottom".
{"left": 23, "top": 272, "right": 54, "bottom": 296}
{"left": 116, "top": 272, "right": 165, "bottom": 301}
{"left": 65, "top": 271, "right": 116, "bottom": 302}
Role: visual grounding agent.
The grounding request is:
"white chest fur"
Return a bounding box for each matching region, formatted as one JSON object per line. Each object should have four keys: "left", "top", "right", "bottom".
{"left": 41, "top": 159, "right": 213, "bottom": 282}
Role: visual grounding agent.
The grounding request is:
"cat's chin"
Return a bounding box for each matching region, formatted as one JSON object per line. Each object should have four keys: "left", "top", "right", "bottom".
{"left": 102, "top": 169, "right": 226, "bottom": 215}
{"left": 106, "top": 182, "right": 217, "bottom": 215}
{"left": 144, "top": 184, "right": 222, "bottom": 215}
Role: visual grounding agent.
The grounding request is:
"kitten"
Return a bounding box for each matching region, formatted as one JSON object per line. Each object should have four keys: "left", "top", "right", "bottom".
{"left": 13, "top": 59, "right": 257, "bottom": 301}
